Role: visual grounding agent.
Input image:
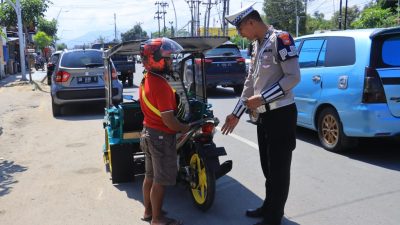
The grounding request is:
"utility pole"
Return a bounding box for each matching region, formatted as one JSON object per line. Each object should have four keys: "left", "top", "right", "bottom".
{"left": 295, "top": 1, "right": 299, "bottom": 37}
{"left": 160, "top": 1, "right": 169, "bottom": 36}
{"left": 171, "top": 0, "right": 178, "bottom": 34}
{"left": 186, "top": 0, "right": 195, "bottom": 36}
{"left": 5, "top": 0, "right": 26, "bottom": 81}
{"left": 344, "top": 0, "right": 348, "bottom": 30}
{"left": 114, "top": 13, "right": 117, "bottom": 41}
{"left": 155, "top": 2, "right": 162, "bottom": 37}
{"left": 338, "top": 0, "right": 343, "bottom": 29}
{"left": 169, "top": 21, "right": 174, "bottom": 37}
{"left": 203, "top": 0, "right": 216, "bottom": 36}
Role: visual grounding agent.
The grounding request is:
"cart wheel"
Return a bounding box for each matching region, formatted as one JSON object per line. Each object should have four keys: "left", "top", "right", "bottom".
{"left": 189, "top": 152, "right": 215, "bottom": 211}
{"left": 104, "top": 130, "right": 111, "bottom": 172}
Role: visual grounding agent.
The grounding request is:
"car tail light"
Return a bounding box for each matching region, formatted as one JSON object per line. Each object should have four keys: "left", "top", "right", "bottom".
{"left": 55, "top": 71, "right": 71, "bottom": 82}
{"left": 236, "top": 57, "right": 245, "bottom": 63}
{"left": 362, "top": 67, "right": 387, "bottom": 103}
{"left": 195, "top": 58, "right": 213, "bottom": 65}
{"left": 111, "top": 68, "right": 117, "bottom": 80}
{"left": 202, "top": 122, "right": 215, "bottom": 135}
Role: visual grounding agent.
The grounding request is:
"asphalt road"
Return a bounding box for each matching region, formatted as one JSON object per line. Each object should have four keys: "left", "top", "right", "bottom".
{"left": 0, "top": 65, "right": 399, "bottom": 225}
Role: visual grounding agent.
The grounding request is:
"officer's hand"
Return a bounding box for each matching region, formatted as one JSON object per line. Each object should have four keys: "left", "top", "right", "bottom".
{"left": 246, "top": 95, "right": 264, "bottom": 110}
{"left": 221, "top": 114, "right": 239, "bottom": 135}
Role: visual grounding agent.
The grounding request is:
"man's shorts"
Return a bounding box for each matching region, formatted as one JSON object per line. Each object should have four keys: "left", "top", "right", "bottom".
{"left": 140, "top": 126, "right": 177, "bottom": 186}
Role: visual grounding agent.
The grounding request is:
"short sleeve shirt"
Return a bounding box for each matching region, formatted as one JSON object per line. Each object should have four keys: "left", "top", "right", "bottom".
{"left": 139, "top": 72, "right": 177, "bottom": 134}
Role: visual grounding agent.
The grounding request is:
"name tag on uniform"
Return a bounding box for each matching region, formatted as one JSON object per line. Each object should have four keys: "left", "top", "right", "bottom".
{"left": 263, "top": 49, "right": 272, "bottom": 53}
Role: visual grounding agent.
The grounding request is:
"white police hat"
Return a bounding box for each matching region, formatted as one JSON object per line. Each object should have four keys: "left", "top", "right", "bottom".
{"left": 225, "top": 3, "right": 257, "bottom": 27}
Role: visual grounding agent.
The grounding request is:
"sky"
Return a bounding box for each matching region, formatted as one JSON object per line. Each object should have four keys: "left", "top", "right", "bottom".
{"left": 44, "top": 0, "right": 371, "bottom": 46}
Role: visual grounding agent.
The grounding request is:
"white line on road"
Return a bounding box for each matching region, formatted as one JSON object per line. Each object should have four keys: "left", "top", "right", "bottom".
{"left": 216, "top": 127, "right": 259, "bottom": 150}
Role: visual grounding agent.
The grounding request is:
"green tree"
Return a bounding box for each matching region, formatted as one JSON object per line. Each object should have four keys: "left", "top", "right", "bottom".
{"left": 352, "top": 6, "right": 397, "bottom": 28}
{"left": 0, "top": 0, "right": 50, "bottom": 43}
{"left": 231, "top": 35, "right": 250, "bottom": 49}
{"left": 56, "top": 43, "right": 67, "bottom": 51}
{"left": 37, "top": 17, "right": 57, "bottom": 37}
{"left": 263, "top": 0, "right": 306, "bottom": 36}
{"left": 121, "top": 23, "right": 148, "bottom": 41}
{"left": 305, "top": 11, "right": 333, "bottom": 34}
{"left": 331, "top": 6, "right": 361, "bottom": 29}
{"left": 33, "top": 31, "right": 52, "bottom": 51}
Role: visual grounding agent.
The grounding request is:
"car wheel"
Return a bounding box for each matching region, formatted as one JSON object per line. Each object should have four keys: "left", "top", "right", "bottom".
{"left": 233, "top": 85, "right": 243, "bottom": 95}
{"left": 52, "top": 100, "right": 61, "bottom": 117}
{"left": 317, "top": 107, "right": 357, "bottom": 152}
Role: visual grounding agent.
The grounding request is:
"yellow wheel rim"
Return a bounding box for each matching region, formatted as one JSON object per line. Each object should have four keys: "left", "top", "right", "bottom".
{"left": 190, "top": 153, "right": 207, "bottom": 204}
{"left": 105, "top": 130, "right": 112, "bottom": 172}
{"left": 321, "top": 114, "right": 339, "bottom": 146}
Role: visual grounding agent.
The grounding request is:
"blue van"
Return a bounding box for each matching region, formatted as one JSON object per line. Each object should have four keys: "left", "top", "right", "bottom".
{"left": 294, "top": 27, "right": 400, "bottom": 152}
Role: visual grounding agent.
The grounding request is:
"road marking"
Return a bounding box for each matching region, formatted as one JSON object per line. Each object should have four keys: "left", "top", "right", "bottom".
{"left": 216, "top": 127, "right": 258, "bottom": 150}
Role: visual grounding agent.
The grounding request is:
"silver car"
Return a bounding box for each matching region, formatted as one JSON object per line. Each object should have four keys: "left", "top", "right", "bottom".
{"left": 51, "top": 49, "right": 122, "bottom": 116}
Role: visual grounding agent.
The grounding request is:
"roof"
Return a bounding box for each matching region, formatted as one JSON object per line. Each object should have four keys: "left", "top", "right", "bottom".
{"left": 296, "top": 27, "right": 400, "bottom": 40}
{"left": 104, "top": 37, "right": 230, "bottom": 58}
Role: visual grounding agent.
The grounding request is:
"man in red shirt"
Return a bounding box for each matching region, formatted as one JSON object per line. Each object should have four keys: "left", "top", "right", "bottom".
{"left": 139, "top": 38, "right": 189, "bottom": 225}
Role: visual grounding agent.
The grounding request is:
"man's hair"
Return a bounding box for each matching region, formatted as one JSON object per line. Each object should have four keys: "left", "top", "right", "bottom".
{"left": 238, "top": 10, "right": 263, "bottom": 27}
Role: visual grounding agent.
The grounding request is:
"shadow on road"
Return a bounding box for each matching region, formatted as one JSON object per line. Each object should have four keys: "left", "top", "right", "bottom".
{"left": 0, "top": 160, "right": 28, "bottom": 197}
{"left": 296, "top": 127, "right": 400, "bottom": 171}
{"left": 56, "top": 103, "right": 104, "bottom": 121}
{"left": 114, "top": 175, "right": 300, "bottom": 225}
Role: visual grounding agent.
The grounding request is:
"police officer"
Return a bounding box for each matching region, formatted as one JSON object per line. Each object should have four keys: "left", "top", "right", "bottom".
{"left": 221, "top": 4, "right": 300, "bottom": 225}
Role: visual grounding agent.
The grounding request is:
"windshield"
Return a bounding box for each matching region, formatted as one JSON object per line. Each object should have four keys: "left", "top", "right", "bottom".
{"left": 205, "top": 45, "right": 241, "bottom": 57}
{"left": 381, "top": 35, "right": 400, "bottom": 67}
{"left": 60, "top": 50, "right": 103, "bottom": 68}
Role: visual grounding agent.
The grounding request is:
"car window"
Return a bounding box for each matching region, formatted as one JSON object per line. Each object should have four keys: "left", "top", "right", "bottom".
{"left": 317, "top": 41, "right": 327, "bottom": 67}
{"left": 60, "top": 51, "right": 103, "bottom": 68}
{"left": 381, "top": 36, "right": 400, "bottom": 67}
{"left": 325, "top": 36, "right": 355, "bottom": 67}
{"left": 298, "top": 39, "right": 325, "bottom": 68}
{"left": 206, "top": 45, "right": 241, "bottom": 56}
{"left": 50, "top": 54, "right": 60, "bottom": 64}
{"left": 295, "top": 40, "right": 301, "bottom": 50}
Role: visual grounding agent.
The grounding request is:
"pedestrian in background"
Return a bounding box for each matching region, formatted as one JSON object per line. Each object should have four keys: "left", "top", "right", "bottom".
{"left": 221, "top": 4, "right": 301, "bottom": 225}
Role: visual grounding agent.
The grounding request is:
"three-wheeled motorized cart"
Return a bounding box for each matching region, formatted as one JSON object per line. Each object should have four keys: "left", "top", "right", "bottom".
{"left": 102, "top": 37, "right": 232, "bottom": 210}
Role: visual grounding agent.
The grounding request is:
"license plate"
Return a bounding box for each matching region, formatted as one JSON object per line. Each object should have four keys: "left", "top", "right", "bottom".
{"left": 77, "top": 76, "right": 98, "bottom": 84}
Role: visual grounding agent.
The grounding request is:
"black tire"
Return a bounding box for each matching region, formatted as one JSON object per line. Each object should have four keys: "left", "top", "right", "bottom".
{"left": 52, "top": 100, "right": 61, "bottom": 117}
{"left": 109, "top": 144, "right": 135, "bottom": 184}
{"left": 233, "top": 85, "right": 243, "bottom": 95}
{"left": 317, "top": 107, "right": 358, "bottom": 152}
{"left": 188, "top": 152, "right": 216, "bottom": 211}
{"left": 128, "top": 74, "right": 134, "bottom": 87}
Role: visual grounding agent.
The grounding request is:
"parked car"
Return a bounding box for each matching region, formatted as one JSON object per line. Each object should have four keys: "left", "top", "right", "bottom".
{"left": 294, "top": 27, "right": 400, "bottom": 152}
{"left": 51, "top": 49, "right": 122, "bottom": 117}
{"left": 198, "top": 42, "right": 247, "bottom": 94}
{"left": 240, "top": 49, "right": 251, "bottom": 73}
{"left": 46, "top": 50, "right": 63, "bottom": 85}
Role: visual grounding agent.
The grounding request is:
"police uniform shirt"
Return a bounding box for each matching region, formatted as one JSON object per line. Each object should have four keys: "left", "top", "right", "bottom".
{"left": 241, "top": 27, "right": 300, "bottom": 111}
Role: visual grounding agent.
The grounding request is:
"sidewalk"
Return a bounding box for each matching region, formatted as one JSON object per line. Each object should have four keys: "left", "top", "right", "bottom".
{"left": 0, "top": 69, "right": 47, "bottom": 88}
